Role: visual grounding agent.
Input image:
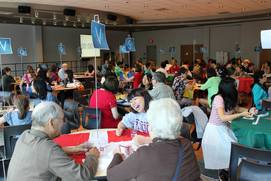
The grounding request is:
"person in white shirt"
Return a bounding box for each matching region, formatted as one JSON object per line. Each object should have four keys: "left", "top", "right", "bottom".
{"left": 156, "top": 61, "right": 168, "bottom": 78}
{"left": 58, "top": 63, "right": 68, "bottom": 81}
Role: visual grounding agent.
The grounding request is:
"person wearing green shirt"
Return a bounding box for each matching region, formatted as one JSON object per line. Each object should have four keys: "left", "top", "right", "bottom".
{"left": 199, "top": 68, "right": 221, "bottom": 107}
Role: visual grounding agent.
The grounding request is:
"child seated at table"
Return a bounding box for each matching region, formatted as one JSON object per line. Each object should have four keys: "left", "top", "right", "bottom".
{"left": 0, "top": 95, "right": 32, "bottom": 126}
{"left": 116, "top": 88, "right": 152, "bottom": 136}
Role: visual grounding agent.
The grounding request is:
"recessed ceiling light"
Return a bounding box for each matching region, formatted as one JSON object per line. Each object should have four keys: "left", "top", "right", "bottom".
{"left": 0, "top": 11, "right": 13, "bottom": 15}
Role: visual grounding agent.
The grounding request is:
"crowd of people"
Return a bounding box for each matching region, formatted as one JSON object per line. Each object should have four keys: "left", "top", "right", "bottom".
{"left": 1, "top": 56, "right": 270, "bottom": 180}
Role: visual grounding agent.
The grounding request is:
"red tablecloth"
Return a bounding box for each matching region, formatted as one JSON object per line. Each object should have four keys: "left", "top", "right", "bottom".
{"left": 54, "top": 129, "right": 148, "bottom": 164}
{"left": 237, "top": 77, "right": 254, "bottom": 94}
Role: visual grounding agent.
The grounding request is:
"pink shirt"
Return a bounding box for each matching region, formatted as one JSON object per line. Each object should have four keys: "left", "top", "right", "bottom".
{"left": 209, "top": 95, "right": 233, "bottom": 125}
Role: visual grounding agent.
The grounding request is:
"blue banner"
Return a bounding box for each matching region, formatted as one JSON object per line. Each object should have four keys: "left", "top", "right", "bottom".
{"left": 91, "top": 21, "right": 109, "bottom": 50}
{"left": 17, "top": 47, "right": 27, "bottom": 57}
{"left": 119, "top": 45, "right": 129, "bottom": 54}
{"left": 0, "top": 38, "right": 13, "bottom": 54}
{"left": 57, "top": 43, "right": 66, "bottom": 55}
{"left": 125, "top": 37, "right": 136, "bottom": 52}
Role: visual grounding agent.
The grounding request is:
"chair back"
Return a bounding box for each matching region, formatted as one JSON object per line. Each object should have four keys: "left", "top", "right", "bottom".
{"left": 73, "top": 90, "right": 91, "bottom": 106}
{"left": 3, "top": 124, "right": 31, "bottom": 159}
{"left": 238, "top": 159, "right": 271, "bottom": 181}
{"left": 82, "top": 107, "right": 101, "bottom": 129}
{"left": 63, "top": 99, "right": 80, "bottom": 129}
{"left": 229, "top": 142, "right": 271, "bottom": 181}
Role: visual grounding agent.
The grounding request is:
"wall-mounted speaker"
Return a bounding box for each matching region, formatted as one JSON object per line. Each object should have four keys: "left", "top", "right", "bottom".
{"left": 18, "top": 6, "right": 31, "bottom": 14}
{"left": 107, "top": 14, "right": 117, "bottom": 21}
{"left": 126, "top": 17, "right": 134, "bottom": 24}
{"left": 64, "top": 8, "right": 76, "bottom": 16}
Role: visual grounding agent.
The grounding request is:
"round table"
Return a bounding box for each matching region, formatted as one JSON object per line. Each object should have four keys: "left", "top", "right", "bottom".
{"left": 54, "top": 129, "right": 148, "bottom": 178}
{"left": 231, "top": 115, "right": 271, "bottom": 150}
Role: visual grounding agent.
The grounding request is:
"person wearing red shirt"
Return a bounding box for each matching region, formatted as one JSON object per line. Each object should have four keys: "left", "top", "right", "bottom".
{"left": 168, "top": 58, "right": 180, "bottom": 74}
{"left": 126, "top": 64, "right": 143, "bottom": 89}
{"left": 89, "top": 76, "right": 120, "bottom": 128}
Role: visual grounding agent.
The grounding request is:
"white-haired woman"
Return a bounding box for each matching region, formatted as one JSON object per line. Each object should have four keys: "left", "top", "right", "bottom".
{"left": 107, "top": 98, "right": 201, "bottom": 181}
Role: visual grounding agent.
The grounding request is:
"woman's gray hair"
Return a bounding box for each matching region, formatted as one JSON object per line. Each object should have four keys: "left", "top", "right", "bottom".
{"left": 31, "top": 101, "right": 64, "bottom": 128}
{"left": 147, "top": 98, "right": 182, "bottom": 139}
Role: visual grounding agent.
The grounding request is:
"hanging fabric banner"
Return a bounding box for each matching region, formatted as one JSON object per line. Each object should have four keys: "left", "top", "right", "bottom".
{"left": 57, "top": 43, "right": 66, "bottom": 55}
{"left": 91, "top": 20, "right": 109, "bottom": 50}
{"left": 0, "top": 38, "right": 12, "bottom": 54}
{"left": 125, "top": 37, "right": 136, "bottom": 52}
{"left": 119, "top": 45, "right": 129, "bottom": 54}
{"left": 17, "top": 47, "right": 27, "bottom": 57}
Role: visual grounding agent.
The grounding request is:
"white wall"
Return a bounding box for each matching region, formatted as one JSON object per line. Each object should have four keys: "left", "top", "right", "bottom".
{"left": 0, "top": 23, "right": 43, "bottom": 64}
{"left": 0, "top": 23, "right": 128, "bottom": 73}
{"left": 133, "top": 20, "right": 271, "bottom": 67}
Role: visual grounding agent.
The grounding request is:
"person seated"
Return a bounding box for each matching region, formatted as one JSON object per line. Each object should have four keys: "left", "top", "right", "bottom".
{"left": 7, "top": 101, "right": 100, "bottom": 181}
{"left": 20, "top": 65, "right": 36, "bottom": 94}
{"left": 202, "top": 77, "right": 251, "bottom": 173}
{"left": 85, "top": 64, "right": 95, "bottom": 77}
{"left": 47, "top": 64, "right": 59, "bottom": 84}
{"left": 252, "top": 70, "right": 268, "bottom": 110}
{"left": 156, "top": 61, "right": 168, "bottom": 78}
{"left": 58, "top": 63, "right": 68, "bottom": 81}
{"left": 61, "top": 91, "right": 80, "bottom": 134}
{"left": 125, "top": 64, "right": 143, "bottom": 89}
{"left": 261, "top": 61, "right": 271, "bottom": 75}
{"left": 172, "top": 67, "right": 192, "bottom": 107}
{"left": 140, "top": 73, "right": 153, "bottom": 90}
{"left": 116, "top": 88, "right": 152, "bottom": 136}
{"left": 30, "top": 78, "right": 58, "bottom": 107}
{"left": 0, "top": 95, "right": 32, "bottom": 126}
{"left": 144, "top": 62, "right": 152, "bottom": 75}
{"left": 198, "top": 68, "right": 221, "bottom": 108}
{"left": 1, "top": 67, "right": 15, "bottom": 92}
{"left": 148, "top": 72, "right": 175, "bottom": 100}
{"left": 168, "top": 58, "right": 180, "bottom": 74}
{"left": 233, "top": 65, "right": 244, "bottom": 77}
{"left": 115, "top": 61, "right": 124, "bottom": 80}
{"left": 89, "top": 76, "right": 120, "bottom": 128}
{"left": 107, "top": 98, "right": 201, "bottom": 181}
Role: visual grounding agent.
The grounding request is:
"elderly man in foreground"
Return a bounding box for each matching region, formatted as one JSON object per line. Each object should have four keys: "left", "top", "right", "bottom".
{"left": 8, "top": 102, "right": 100, "bottom": 181}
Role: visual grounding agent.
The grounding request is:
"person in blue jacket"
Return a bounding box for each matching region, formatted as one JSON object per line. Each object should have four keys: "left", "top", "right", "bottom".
{"left": 251, "top": 70, "right": 268, "bottom": 110}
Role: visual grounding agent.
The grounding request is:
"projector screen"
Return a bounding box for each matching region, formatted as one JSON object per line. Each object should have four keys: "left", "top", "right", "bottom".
{"left": 261, "top": 30, "right": 271, "bottom": 49}
{"left": 80, "top": 35, "right": 100, "bottom": 57}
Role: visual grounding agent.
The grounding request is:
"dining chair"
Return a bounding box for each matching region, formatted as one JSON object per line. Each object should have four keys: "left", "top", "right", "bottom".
{"left": 81, "top": 107, "right": 101, "bottom": 129}
{"left": 229, "top": 142, "right": 271, "bottom": 181}
{"left": 238, "top": 159, "right": 271, "bottom": 181}
{"left": 1, "top": 124, "right": 31, "bottom": 178}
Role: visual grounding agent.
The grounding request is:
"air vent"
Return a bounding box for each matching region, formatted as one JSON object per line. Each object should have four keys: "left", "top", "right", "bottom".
{"left": 218, "top": 11, "right": 230, "bottom": 15}
{"left": 154, "top": 8, "right": 169, "bottom": 11}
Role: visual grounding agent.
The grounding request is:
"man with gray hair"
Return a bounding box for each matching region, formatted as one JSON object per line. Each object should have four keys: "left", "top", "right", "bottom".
{"left": 58, "top": 63, "right": 68, "bottom": 81}
{"left": 8, "top": 101, "right": 100, "bottom": 181}
{"left": 148, "top": 71, "right": 175, "bottom": 100}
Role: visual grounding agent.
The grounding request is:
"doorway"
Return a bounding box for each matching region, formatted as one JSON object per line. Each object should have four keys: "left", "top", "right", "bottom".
{"left": 180, "top": 44, "right": 203, "bottom": 65}
{"left": 259, "top": 49, "right": 271, "bottom": 67}
{"left": 147, "top": 45, "right": 157, "bottom": 62}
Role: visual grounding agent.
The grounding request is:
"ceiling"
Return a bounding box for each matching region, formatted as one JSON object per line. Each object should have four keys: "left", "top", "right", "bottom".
{"left": 1, "top": 0, "right": 271, "bottom": 23}
{"left": 0, "top": 0, "right": 271, "bottom": 31}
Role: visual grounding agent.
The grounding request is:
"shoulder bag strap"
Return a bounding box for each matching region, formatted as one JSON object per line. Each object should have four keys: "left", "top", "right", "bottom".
{"left": 172, "top": 140, "right": 184, "bottom": 181}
